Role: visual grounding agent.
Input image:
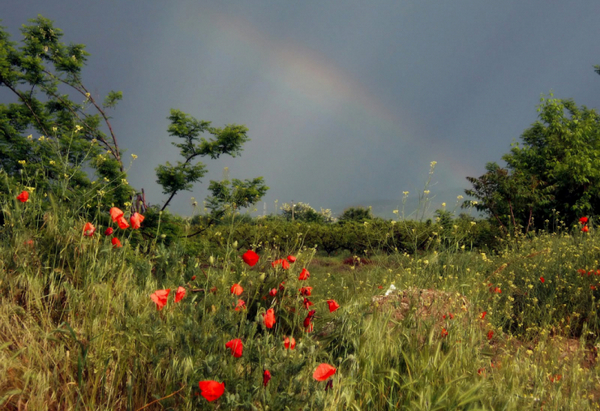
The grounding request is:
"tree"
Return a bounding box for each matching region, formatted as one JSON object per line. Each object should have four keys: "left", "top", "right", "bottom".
{"left": 465, "top": 93, "right": 600, "bottom": 230}
{"left": 280, "top": 202, "right": 335, "bottom": 223}
{"left": 0, "top": 16, "right": 132, "bottom": 207}
{"left": 155, "top": 109, "right": 268, "bottom": 216}
{"left": 0, "top": 15, "right": 267, "bottom": 228}
{"left": 205, "top": 177, "right": 268, "bottom": 220}
{"left": 338, "top": 206, "right": 373, "bottom": 224}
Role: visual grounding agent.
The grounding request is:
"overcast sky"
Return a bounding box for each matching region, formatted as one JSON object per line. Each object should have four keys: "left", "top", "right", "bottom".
{"left": 3, "top": 1, "right": 600, "bottom": 218}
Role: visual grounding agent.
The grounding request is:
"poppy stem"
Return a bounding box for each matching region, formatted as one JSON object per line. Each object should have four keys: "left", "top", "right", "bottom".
{"left": 135, "top": 384, "right": 186, "bottom": 411}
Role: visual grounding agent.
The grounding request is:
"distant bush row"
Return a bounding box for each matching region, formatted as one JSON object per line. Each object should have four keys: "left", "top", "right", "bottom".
{"left": 132, "top": 208, "right": 501, "bottom": 259}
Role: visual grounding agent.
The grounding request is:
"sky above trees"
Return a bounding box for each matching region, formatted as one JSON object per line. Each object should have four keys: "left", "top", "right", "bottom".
{"left": 3, "top": 1, "right": 600, "bottom": 218}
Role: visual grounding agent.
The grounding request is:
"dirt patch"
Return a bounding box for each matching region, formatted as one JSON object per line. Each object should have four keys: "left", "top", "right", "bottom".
{"left": 342, "top": 256, "right": 373, "bottom": 266}
{"left": 371, "top": 287, "right": 469, "bottom": 325}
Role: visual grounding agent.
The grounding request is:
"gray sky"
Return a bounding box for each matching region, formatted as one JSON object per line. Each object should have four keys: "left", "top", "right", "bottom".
{"left": 3, "top": 1, "right": 600, "bottom": 218}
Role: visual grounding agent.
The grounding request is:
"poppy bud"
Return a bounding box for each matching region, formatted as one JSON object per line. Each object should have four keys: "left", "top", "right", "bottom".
{"left": 263, "top": 370, "right": 271, "bottom": 387}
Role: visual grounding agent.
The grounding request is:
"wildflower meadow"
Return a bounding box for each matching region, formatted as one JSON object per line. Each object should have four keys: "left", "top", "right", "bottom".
{"left": 3, "top": 181, "right": 600, "bottom": 410}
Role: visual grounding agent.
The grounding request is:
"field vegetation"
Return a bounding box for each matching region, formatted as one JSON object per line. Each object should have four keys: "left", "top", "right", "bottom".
{"left": 2, "top": 185, "right": 600, "bottom": 410}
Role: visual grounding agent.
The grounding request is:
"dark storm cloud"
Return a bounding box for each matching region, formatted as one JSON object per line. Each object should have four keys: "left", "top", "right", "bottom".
{"left": 3, "top": 1, "right": 599, "bottom": 218}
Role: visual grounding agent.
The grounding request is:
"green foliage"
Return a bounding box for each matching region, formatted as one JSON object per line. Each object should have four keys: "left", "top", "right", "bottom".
{"left": 0, "top": 16, "right": 132, "bottom": 209}
{"left": 466, "top": 94, "right": 600, "bottom": 231}
{"left": 206, "top": 177, "right": 269, "bottom": 219}
{"left": 338, "top": 206, "right": 373, "bottom": 223}
{"left": 156, "top": 109, "right": 267, "bottom": 213}
{"left": 280, "top": 202, "right": 335, "bottom": 223}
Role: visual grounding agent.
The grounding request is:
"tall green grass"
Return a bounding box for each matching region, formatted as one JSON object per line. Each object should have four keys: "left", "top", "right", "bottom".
{"left": 1, "top": 189, "right": 600, "bottom": 410}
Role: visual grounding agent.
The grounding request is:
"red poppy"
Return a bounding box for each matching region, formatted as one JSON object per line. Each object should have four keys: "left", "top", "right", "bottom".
{"left": 116, "top": 215, "right": 130, "bottom": 229}
{"left": 540, "top": 276, "right": 545, "bottom": 283}
{"left": 582, "top": 226, "right": 589, "bottom": 233}
{"left": 225, "top": 338, "right": 243, "bottom": 357}
{"left": 272, "top": 258, "right": 290, "bottom": 269}
{"left": 150, "top": 289, "right": 170, "bottom": 310}
{"left": 175, "top": 286, "right": 186, "bottom": 303}
{"left": 210, "top": 286, "right": 218, "bottom": 294}
{"left": 442, "top": 313, "right": 454, "bottom": 320}
{"left": 578, "top": 268, "right": 587, "bottom": 275}
{"left": 110, "top": 207, "right": 124, "bottom": 222}
{"left": 269, "top": 288, "right": 277, "bottom": 297}
{"left": 441, "top": 328, "right": 448, "bottom": 337}
{"left": 304, "top": 310, "right": 316, "bottom": 329}
{"left": 284, "top": 336, "right": 296, "bottom": 349}
{"left": 477, "top": 368, "right": 486, "bottom": 376}
{"left": 16, "top": 191, "right": 29, "bottom": 203}
{"left": 191, "top": 275, "right": 196, "bottom": 281}
{"left": 287, "top": 255, "right": 296, "bottom": 263}
{"left": 549, "top": 374, "right": 562, "bottom": 383}
{"left": 299, "top": 286, "right": 313, "bottom": 296}
{"left": 263, "top": 370, "right": 271, "bottom": 387}
{"left": 83, "top": 222, "right": 95, "bottom": 237}
{"left": 580, "top": 216, "right": 589, "bottom": 224}
{"left": 313, "top": 363, "right": 336, "bottom": 381}
{"left": 111, "top": 237, "right": 122, "bottom": 248}
{"left": 264, "top": 308, "right": 276, "bottom": 329}
{"left": 279, "top": 282, "right": 285, "bottom": 292}
{"left": 198, "top": 380, "right": 225, "bottom": 402}
{"left": 492, "top": 287, "right": 501, "bottom": 294}
{"left": 303, "top": 298, "right": 314, "bottom": 310}
{"left": 24, "top": 239, "right": 34, "bottom": 247}
{"left": 104, "top": 227, "right": 114, "bottom": 236}
{"left": 298, "top": 268, "right": 310, "bottom": 280}
{"left": 234, "top": 299, "right": 246, "bottom": 311}
{"left": 487, "top": 330, "right": 494, "bottom": 340}
{"left": 242, "top": 250, "right": 260, "bottom": 267}
{"left": 327, "top": 299, "right": 340, "bottom": 313}
{"left": 130, "top": 212, "right": 144, "bottom": 229}
{"left": 480, "top": 311, "right": 487, "bottom": 320}
{"left": 231, "top": 283, "right": 244, "bottom": 295}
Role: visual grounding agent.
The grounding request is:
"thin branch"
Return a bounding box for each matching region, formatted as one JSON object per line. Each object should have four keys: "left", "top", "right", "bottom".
{"left": 78, "top": 82, "right": 123, "bottom": 171}
{"left": 42, "top": 81, "right": 115, "bottom": 155}
{"left": 160, "top": 153, "right": 199, "bottom": 211}
{"left": 161, "top": 190, "right": 178, "bottom": 212}
{"left": 41, "top": 69, "right": 120, "bottom": 164}
{"left": 0, "top": 78, "right": 50, "bottom": 137}
{"left": 184, "top": 211, "right": 225, "bottom": 238}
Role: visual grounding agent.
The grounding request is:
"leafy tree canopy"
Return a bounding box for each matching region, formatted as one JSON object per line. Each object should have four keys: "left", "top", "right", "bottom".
{"left": 466, "top": 91, "right": 600, "bottom": 232}
{"left": 0, "top": 15, "right": 131, "bottom": 207}
{"left": 338, "top": 206, "right": 373, "bottom": 224}
{"left": 280, "top": 202, "right": 335, "bottom": 223}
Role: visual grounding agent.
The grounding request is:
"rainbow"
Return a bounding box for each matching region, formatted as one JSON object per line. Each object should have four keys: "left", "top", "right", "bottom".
{"left": 174, "top": 6, "right": 474, "bottom": 187}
